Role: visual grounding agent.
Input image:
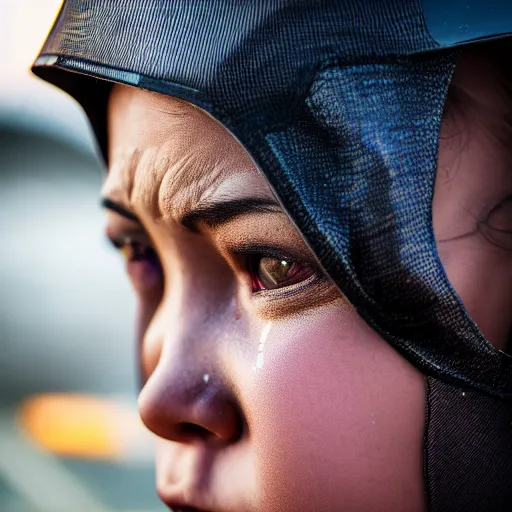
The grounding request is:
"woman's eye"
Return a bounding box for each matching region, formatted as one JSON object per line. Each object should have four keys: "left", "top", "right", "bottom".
{"left": 117, "top": 239, "right": 158, "bottom": 263}
{"left": 249, "top": 256, "right": 315, "bottom": 292}
{"left": 113, "top": 237, "right": 162, "bottom": 293}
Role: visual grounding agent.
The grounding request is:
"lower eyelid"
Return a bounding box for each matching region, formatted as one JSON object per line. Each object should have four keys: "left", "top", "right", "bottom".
{"left": 253, "top": 276, "right": 346, "bottom": 320}
{"left": 254, "top": 273, "right": 323, "bottom": 299}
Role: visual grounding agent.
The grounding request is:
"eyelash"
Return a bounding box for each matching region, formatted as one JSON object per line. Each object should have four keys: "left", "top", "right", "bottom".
{"left": 112, "top": 238, "right": 160, "bottom": 264}
{"left": 111, "top": 238, "right": 318, "bottom": 294}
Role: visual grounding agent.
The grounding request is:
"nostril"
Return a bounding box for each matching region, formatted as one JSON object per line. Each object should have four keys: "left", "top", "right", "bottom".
{"left": 176, "top": 422, "right": 211, "bottom": 439}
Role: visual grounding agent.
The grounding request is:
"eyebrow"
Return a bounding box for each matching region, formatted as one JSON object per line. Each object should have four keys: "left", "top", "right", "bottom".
{"left": 101, "top": 197, "right": 282, "bottom": 230}
{"left": 101, "top": 198, "right": 140, "bottom": 222}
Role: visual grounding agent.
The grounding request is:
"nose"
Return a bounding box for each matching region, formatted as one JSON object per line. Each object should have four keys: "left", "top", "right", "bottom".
{"left": 138, "top": 358, "right": 243, "bottom": 444}
{"left": 137, "top": 243, "right": 245, "bottom": 445}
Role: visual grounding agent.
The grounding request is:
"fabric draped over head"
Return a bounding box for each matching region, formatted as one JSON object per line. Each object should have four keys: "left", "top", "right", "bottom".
{"left": 32, "top": 0, "right": 512, "bottom": 510}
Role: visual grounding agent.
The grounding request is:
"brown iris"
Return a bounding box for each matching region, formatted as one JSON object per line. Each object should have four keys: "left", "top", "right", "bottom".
{"left": 250, "top": 256, "right": 315, "bottom": 292}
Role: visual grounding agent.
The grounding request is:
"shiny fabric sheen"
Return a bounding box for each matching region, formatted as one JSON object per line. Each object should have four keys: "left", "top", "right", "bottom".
{"left": 39, "top": 0, "right": 438, "bottom": 113}
{"left": 422, "top": 0, "right": 512, "bottom": 46}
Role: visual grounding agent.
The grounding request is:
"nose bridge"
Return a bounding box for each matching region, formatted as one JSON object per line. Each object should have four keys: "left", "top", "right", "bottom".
{"left": 141, "top": 238, "right": 239, "bottom": 380}
{"left": 167, "top": 253, "right": 237, "bottom": 350}
{"left": 177, "top": 240, "right": 237, "bottom": 327}
{"left": 142, "top": 280, "right": 223, "bottom": 382}
{"left": 137, "top": 253, "right": 243, "bottom": 444}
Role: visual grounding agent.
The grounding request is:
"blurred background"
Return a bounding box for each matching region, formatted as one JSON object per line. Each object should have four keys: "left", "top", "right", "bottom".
{"left": 0, "top": 1, "right": 165, "bottom": 510}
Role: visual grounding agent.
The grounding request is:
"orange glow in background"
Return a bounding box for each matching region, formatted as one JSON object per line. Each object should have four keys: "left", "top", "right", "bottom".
{"left": 18, "top": 394, "right": 152, "bottom": 462}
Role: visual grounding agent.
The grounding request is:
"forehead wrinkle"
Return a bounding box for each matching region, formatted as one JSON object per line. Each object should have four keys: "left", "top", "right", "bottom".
{"left": 124, "top": 139, "right": 231, "bottom": 224}
{"left": 130, "top": 146, "right": 171, "bottom": 219}
{"left": 106, "top": 86, "right": 261, "bottom": 222}
{"left": 157, "top": 144, "right": 230, "bottom": 222}
{"left": 101, "top": 147, "right": 139, "bottom": 205}
{"left": 154, "top": 117, "right": 257, "bottom": 222}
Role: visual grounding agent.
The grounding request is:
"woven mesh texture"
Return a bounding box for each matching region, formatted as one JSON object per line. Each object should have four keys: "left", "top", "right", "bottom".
{"left": 425, "top": 378, "right": 512, "bottom": 511}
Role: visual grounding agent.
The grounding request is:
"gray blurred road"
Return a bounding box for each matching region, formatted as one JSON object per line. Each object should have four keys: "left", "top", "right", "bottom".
{"left": 0, "top": 126, "right": 165, "bottom": 512}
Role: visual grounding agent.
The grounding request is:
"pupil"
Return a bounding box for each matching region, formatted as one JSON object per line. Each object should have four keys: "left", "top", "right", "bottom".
{"left": 258, "top": 257, "right": 292, "bottom": 288}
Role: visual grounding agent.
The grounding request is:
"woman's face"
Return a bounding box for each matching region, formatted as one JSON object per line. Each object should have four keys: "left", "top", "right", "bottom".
{"left": 104, "top": 57, "right": 512, "bottom": 512}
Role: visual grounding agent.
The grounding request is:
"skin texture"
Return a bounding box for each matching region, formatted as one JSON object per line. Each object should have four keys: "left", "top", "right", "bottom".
{"left": 102, "top": 51, "right": 512, "bottom": 512}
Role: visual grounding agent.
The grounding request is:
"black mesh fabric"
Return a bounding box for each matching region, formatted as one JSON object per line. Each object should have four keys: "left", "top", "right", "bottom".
{"left": 425, "top": 378, "right": 512, "bottom": 511}
{"left": 31, "top": 1, "right": 512, "bottom": 510}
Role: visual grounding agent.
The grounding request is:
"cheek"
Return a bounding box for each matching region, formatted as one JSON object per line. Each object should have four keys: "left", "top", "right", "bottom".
{"left": 436, "top": 238, "right": 512, "bottom": 350}
{"left": 433, "top": 119, "right": 512, "bottom": 350}
{"left": 246, "top": 307, "right": 426, "bottom": 512}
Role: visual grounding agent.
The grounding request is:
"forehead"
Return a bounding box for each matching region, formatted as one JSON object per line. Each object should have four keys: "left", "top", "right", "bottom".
{"left": 107, "top": 84, "right": 228, "bottom": 150}
{"left": 103, "top": 85, "right": 264, "bottom": 219}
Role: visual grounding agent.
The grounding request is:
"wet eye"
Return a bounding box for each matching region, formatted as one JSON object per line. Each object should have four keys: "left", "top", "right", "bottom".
{"left": 249, "top": 256, "right": 315, "bottom": 292}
